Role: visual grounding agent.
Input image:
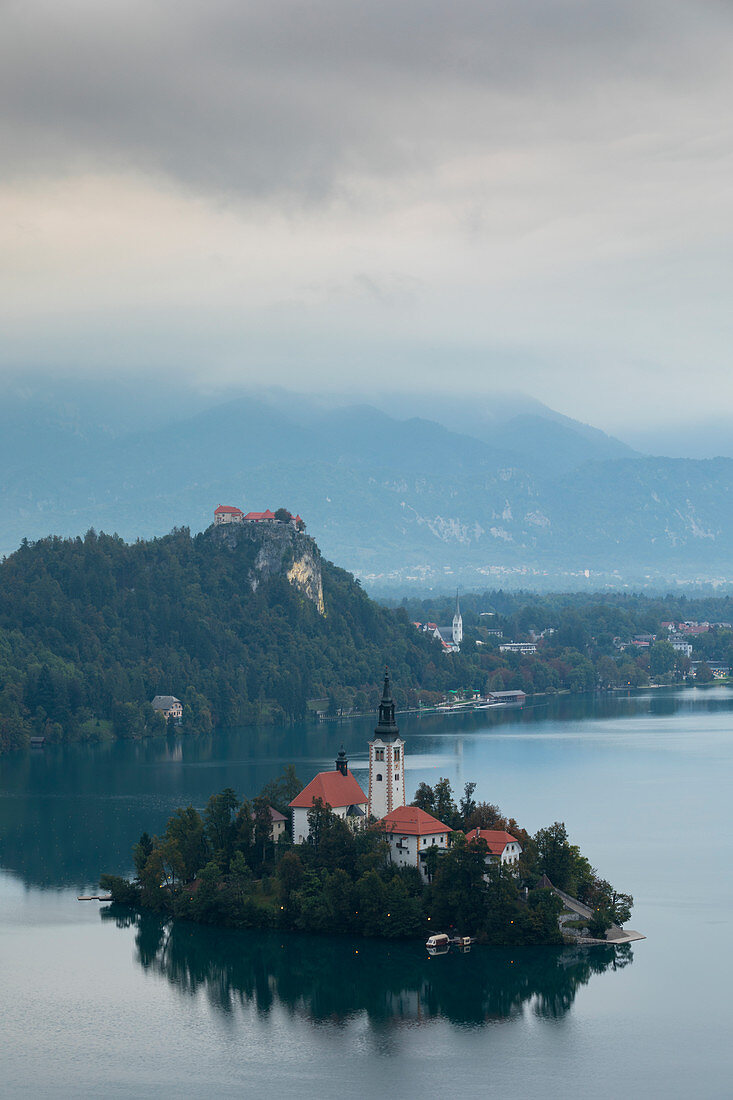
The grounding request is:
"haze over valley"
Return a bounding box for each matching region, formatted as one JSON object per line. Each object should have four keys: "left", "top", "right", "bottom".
{"left": 4, "top": 379, "right": 733, "bottom": 593}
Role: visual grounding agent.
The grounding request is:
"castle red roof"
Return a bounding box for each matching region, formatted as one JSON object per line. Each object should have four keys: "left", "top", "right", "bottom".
{"left": 380, "top": 805, "right": 450, "bottom": 836}
{"left": 244, "top": 509, "right": 276, "bottom": 521}
{"left": 289, "top": 769, "right": 367, "bottom": 810}
{"left": 466, "top": 828, "right": 520, "bottom": 855}
{"left": 214, "top": 505, "right": 243, "bottom": 514}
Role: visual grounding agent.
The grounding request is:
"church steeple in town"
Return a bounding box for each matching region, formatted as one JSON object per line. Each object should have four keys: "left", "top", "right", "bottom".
{"left": 452, "top": 590, "right": 463, "bottom": 646}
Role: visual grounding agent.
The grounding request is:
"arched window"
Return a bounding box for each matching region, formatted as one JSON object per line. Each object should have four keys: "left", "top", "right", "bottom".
{"left": 376, "top": 773, "right": 383, "bottom": 781}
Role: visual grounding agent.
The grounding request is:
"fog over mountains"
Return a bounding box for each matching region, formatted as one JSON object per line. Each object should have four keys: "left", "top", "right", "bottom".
{"left": 3, "top": 380, "right": 733, "bottom": 593}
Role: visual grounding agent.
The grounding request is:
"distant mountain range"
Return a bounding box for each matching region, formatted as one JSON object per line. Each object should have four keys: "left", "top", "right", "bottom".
{"left": 3, "top": 379, "right": 733, "bottom": 592}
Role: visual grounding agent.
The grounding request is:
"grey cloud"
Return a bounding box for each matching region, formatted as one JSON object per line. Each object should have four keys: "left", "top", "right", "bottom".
{"left": 1, "top": 0, "right": 731, "bottom": 199}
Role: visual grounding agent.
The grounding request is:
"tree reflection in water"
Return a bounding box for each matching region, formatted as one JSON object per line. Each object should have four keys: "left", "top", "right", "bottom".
{"left": 102, "top": 907, "right": 632, "bottom": 1028}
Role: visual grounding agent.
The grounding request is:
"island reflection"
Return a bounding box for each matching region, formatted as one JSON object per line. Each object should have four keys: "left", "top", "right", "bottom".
{"left": 103, "top": 907, "right": 632, "bottom": 1027}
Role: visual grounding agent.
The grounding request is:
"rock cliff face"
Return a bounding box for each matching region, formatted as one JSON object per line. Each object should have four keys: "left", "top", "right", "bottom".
{"left": 209, "top": 521, "right": 325, "bottom": 614}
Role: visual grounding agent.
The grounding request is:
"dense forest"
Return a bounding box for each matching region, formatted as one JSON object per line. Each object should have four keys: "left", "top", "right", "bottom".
{"left": 3, "top": 523, "right": 733, "bottom": 755}
{"left": 101, "top": 774, "right": 632, "bottom": 945}
{"left": 0, "top": 525, "right": 453, "bottom": 753}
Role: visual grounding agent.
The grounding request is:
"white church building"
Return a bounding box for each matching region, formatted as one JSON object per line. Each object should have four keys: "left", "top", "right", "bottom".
{"left": 368, "top": 670, "right": 406, "bottom": 820}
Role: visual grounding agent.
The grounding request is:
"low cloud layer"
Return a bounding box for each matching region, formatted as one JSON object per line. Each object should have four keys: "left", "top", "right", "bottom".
{"left": 2, "top": 0, "right": 733, "bottom": 430}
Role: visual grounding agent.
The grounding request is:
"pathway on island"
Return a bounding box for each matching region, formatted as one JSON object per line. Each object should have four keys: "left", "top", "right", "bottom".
{"left": 549, "top": 882, "right": 646, "bottom": 945}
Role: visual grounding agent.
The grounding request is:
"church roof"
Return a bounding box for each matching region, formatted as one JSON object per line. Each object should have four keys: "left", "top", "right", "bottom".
{"left": 466, "top": 828, "right": 520, "bottom": 855}
{"left": 214, "top": 505, "right": 243, "bottom": 515}
{"left": 379, "top": 805, "right": 450, "bottom": 836}
{"left": 289, "top": 769, "right": 367, "bottom": 810}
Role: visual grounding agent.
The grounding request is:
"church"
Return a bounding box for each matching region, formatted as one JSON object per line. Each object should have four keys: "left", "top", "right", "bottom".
{"left": 288, "top": 671, "right": 455, "bottom": 878}
{"left": 289, "top": 669, "right": 410, "bottom": 840}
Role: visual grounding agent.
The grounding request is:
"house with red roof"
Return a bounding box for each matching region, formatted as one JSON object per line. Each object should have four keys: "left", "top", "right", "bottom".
{"left": 289, "top": 747, "right": 368, "bottom": 843}
{"left": 379, "top": 805, "right": 451, "bottom": 881}
{"left": 466, "top": 828, "right": 522, "bottom": 866}
{"left": 213, "top": 505, "right": 244, "bottom": 526}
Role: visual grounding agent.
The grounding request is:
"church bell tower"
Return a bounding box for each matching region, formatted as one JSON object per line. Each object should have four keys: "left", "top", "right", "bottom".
{"left": 368, "top": 669, "right": 405, "bottom": 820}
{"left": 452, "top": 591, "right": 463, "bottom": 645}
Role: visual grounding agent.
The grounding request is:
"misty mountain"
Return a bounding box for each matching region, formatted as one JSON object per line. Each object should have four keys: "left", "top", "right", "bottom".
{"left": 2, "top": 382, "right": 733, "bottom": 591}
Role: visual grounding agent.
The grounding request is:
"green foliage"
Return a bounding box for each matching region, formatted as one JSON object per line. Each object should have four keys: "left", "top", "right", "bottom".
{"left": 0, "top": 527, "right": 463, "bottom": 751}
{"left": 103, "top": 778, "right": 630, "bottom": 948}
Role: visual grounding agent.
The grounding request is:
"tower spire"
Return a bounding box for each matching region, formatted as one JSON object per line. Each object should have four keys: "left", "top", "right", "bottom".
{"left": 335, "top": 744, "right": 348, "bottom": 776}
{"left": 375, "top": 666, "right": 399, "bottom": 740}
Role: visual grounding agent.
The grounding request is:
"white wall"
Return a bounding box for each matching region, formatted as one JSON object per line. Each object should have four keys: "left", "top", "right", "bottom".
{"left": 368, "top": 736, "right": 405, "bottom": 820}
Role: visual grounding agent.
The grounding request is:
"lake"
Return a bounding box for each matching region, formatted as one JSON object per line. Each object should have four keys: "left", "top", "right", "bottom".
{"left": 1, "top": 688, "right": 732, "bottom": 1098}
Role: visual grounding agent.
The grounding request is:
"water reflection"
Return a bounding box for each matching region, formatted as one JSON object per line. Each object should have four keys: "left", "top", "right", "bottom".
{"left": 103, "top": 907, "right": 632, "bottom": 1027}
{"left": 2, "top": 686, "right": 732, "bottom": 889}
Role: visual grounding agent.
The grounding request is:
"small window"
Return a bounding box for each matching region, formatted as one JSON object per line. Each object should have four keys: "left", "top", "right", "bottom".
{"left": 376, "top": 773, "right": 383, "bottom": 781}
{"left": 374, "top": 748, "right": 384, "bottom": 762}
{"left": 394, "top": 748, "right": 400, "bottom": 762}
{"left": 395, "top": 773, "right": 399, "bottom": 781}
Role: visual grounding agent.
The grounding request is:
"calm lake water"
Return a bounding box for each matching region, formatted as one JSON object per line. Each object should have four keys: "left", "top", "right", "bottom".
{"left": 2, "top": 688, "right": 733, "bottom": 1098}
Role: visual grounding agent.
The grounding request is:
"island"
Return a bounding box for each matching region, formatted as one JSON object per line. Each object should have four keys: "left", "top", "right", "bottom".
{"left": 102, "top": 675, "right": 640, "bottom": 948}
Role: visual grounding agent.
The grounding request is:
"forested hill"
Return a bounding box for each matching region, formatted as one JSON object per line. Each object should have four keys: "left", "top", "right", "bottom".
{"left": 0, "top": 524, "right": 448, "bottom": 753}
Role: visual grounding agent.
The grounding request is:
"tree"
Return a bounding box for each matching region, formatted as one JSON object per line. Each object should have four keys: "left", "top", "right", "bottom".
{"left": 421, "top": 842, "right": 441, "bottom": 884}
{"left": 649, "top": 640, "right": 676, "bottom": 678}
{"left": 595, "top": 655, "right": 618, "bottom": 689}
{"left": 252, "top": 795, "right": 274, "bottom": 866}
{"left": 204, "top": 788, "right": 240, "bottom": 863}
{"left": 274, "top": 508, "right": 292, "bottom": 523}
{"left": 132, "top": 832, "right": 154, "bottom": 878}
{"left": 696, "top": 661, "right": 713, "bottom": 683}
{"left": 165, "top": 806, "right": 206, "bottom": 882}
{"left": 306, "top": 797, "right": 337, "bottom": 854}
{"left": 459, "top": 781, "right": 477, "bottom": 826}
{"left": 433, "top": 777, "right": 460, "bottom": 829}
{"left": 412, "top": 782, "right": 436, "bottom": 814}
{"left": 229, "top": 851, "right": 253, "bottom": 902}
{"left": 534, "top": 822, "right": 575, "bottom": 891}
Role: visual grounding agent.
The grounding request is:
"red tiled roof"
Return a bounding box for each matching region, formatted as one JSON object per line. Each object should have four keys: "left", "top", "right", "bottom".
{"left": 244, "top": 509, "right": 277, "bottom": 520}
{"left": 269, "top": 806, "right": 287, "bottom": 822}
{"left": 467, "top": 828, "right": 519, "bottom": 855}
{"left": 289, "top": 769, "right": 367, "bottom": 809}
{"left": 214, "top": 505, "right": 243, "bottom": 514}
{"left": 380, "top": 805, "right": 451, "bottom": 836}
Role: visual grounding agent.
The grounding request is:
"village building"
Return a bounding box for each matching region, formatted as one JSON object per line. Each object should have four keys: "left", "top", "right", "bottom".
{"left": 379, "top": 805, "right": 451, "bottom": 881}
{"left": 466, "top": 827, "right": 522, "bottom": 866}
{"left": 669, "top": 636, "right": 693, "bottom": 658}
{"left": 268, "top": 806, "right": 287, "bottom": 843}
{"left": 151, "top": 695, "right": 182, "bottom": 721}
{"left": 289, "top": 747, "right": 368, "bottom": 843}
{"left": 415, "top": 595, "right": 463, "bottom": 654}
{"left": 487, "top": 689, "right": 527, "bottom": 706}
{"left": 368, "top": 670, "right": 406, "bottom": 819}
{"left": 214, "top": 505, "right": 244, "bottom": 525}
{"left": 499, "top": 642, "right": 537, "bottom": 655}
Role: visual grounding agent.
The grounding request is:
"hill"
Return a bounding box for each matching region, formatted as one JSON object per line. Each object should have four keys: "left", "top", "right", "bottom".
{"left": 0, "top": 522, "right": 452, "bottom": 754}
{"left": 3, "top": 381, "right": 733, "bottom": 590}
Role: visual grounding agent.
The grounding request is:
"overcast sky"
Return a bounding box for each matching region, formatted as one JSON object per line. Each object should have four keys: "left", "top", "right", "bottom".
{"left": 2, "top": 0, "right": 733, "bottom": 433}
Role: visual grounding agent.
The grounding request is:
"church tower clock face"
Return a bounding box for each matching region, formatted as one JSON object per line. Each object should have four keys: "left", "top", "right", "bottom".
{"left": 368, "top": 669, "right": 405, "bottom": 820}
